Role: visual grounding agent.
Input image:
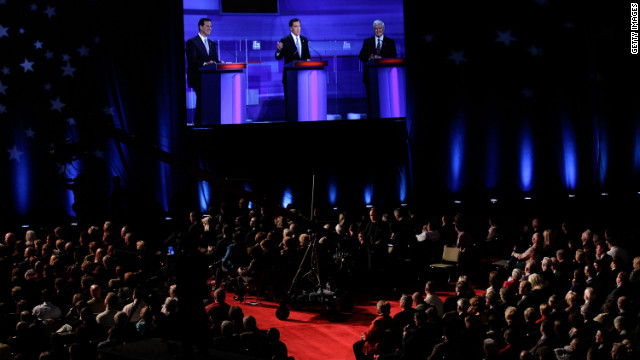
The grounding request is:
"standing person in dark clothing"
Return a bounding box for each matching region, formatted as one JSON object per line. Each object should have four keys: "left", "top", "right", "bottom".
{"left": 364, "top": 208, "right": 390, "bottom": 276}
{"left": 439, "top": 213, "right": 458, "bottom": 247}
{"left": 187, "top": 210, "right": 204, "bottom": 244}
{"left": 186, "top": 17, "right": 221, "bottom": 125}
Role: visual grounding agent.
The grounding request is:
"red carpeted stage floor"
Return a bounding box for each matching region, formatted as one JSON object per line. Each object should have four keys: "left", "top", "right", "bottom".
{"left": 236, "top": 285, "right": 483, "bottom": 360}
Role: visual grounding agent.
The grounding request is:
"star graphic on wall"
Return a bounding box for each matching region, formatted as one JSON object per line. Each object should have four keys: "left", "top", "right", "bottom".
{"left": 103, "top": 106, "right": 114, "bottom": 115}
{"left": 57, "top": 163, "right": 66, "bottom": 175}
{"left": 44, "top": 83, "right": 52, "bottom": 91}
{"left": 521, "top": 88, "right": 534, "bottom": 98}
{"left": 78, "top": 45, "right": 89, "bottom": 57}
{"left": 44, "top": 6, "right": 56, "bottom": 18}
{"left": 62, "top": 54, "right": 70, "bottom": 62}
{"left": 0, "top": 104, "right": 6, "bottom": 114}
{"left": 94, "top": 149, "right": 104, "bottom": 159}
{"left": 25, "top": 127, "right": 36, "bottom": 138}
{"left": 30, "top": 3, "right": 37, "bottom": 11}
{"left": 34, "top": 40, "right": 43, "bottom": 49}
{"left": 45, "top": 50, "right": 53, "bottom": 59}
{"left": 7, "top": 146, "right": 24, "bottom": 162}
{"left": 20, "top": 59, "right": 34, "bottom": 72}
{"left": 67, "top": 118, "right": 76, "bottom": 126}
{"left": 50, "top": 97, "right": 65, "bottom": 112}
{"left": 1, "top": 66, "right": 9, "bottom": 75}
{"left": 18, "top": 28, "right": 24, "bottom": 34}
{"left": 423, "top": 34, "right": 434, "bottom": 43}
{"left": 0, "top": 80, "right": 7, "bottom": 95}
{"left": 527, "top": 46, "right": 542, "bottom": 56}
{"left": 447, "top": 50, "right": 467, "bottom": 65}
{"left": 61, "top": 63, "right": 76, "bottom": 77}
{"left": 0, "top": 25, "right": 8, "bottom": 38}
{"left": 495, "top": 30, "right": 516, "bottom": 46}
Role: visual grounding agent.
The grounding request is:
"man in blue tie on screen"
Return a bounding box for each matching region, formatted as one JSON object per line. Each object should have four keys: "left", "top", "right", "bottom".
{"left": 275, "top": 18, "right": 311, "bottom": 121}
{"left": 275, "top": 18, "right": 310, "bottom": 66}
{"left": 186, "top": 18, "right": 220, "bottom": 126}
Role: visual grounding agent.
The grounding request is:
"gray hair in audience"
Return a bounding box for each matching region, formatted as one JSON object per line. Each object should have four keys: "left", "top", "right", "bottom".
{"left": 220, "top": 320, "right": 233, "bottom": 336}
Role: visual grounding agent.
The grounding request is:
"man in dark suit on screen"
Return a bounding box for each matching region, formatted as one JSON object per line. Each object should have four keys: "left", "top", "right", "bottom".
{"left": 186, "top": 17, "right": 220, "bottom": 126}
{"left": 275, "top": 18, "right": 310, "bottom": 67}
{"left": 359, "top": 20, "right": 398, "bottom": 119}
{"left": 275, "top": 18, "right": 311, "bottom": 121}
{"left": 359, "top": 19, "right": 397, "bottom": 64}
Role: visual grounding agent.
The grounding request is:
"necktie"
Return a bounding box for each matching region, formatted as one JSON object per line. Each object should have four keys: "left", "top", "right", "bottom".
{"left": 376, "top": 38, "right": 381, "bottom": 55}
{"left": 295, "top": 36, "right": 301, "bottom": 57}
{"left": 204, "top": 38, "right": 209, "bottom": 55}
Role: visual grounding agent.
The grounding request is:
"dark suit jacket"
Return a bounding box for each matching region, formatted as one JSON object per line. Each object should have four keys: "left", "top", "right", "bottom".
{"left": 186, "top": 35, "right": 220, "bottom": 89}
{"left": 530, "top": 335, "right": 554, "bottom": 357}
{"left": 275, "top": 34, "right": 311, "bottom": 83}
{"left": 275, "top": 34, "right": 310, "bottom": 64}
{"left": 358, "top": 36, "right": 397, "bottom": 63}
{"left": 358, "top": 36, "right": 398, "bottom": 83}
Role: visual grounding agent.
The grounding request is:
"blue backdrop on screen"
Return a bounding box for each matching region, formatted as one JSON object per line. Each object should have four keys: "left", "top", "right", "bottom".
{"left": 183, "top": 0, "right": 405, "bottom": 124}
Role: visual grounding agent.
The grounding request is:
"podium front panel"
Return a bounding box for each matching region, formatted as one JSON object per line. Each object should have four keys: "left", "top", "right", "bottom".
{"left": 285, "top": 61, "right": 328, "bottom": 122}
{"left": 200, "top": 64, "right": 247, "bottom": 125}
{"left": 297, "top": 69, "right": 327, "bottom": 122}
{"left": 366, "top": 60, "right": 406, "bottom": 119}
{"left": 376, "top": 66, "right": 406, "bottom": 118}
{"left": 219, "top": 72, "right": 246, "bottom": 125}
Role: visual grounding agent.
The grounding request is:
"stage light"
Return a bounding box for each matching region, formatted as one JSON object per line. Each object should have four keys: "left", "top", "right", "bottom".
{"left": 21, "top": 224, "right": 29, "bottom": 228}
{"left": 561, "top": 118, "right": 577, "bottom": 190}
{"left": 398, "top": 165, "right": 407, "bottom": 203}
{"left": 366, "top": 204, "right": 373, "bottom": 208}
{"left": 70, "top": 223, "right": 78, "bottom": 226}
{"left": 364, "top": 182, "right": 373, "bottom": 205}
{"left": 328, "top": 178, "right": 337, "bottom": 205}
{"left": 332, "top": 207, "right": 338, "bottom": 210}
{"left": 400, "top": 203, "right": 408, "bottom": 207}
{"left": 282, "top": 186, "right": 293, "bottom": 208}
{"left": 198, "top": 180, "right": 210, "bottom": 213}
{"left": 448, "top": 114, "right": 465, "bottom": 192}
{"left": 490, "top": 198, "right": 498, "bottom": 203}
{"left": 454, "top": 200, "right": 462, "bottom": 204}
{"left": 164, "top": 217, "right": 173, "bottom": 221}
{"left": 519, "top": 122, "right": 534, "bottom": 192}
{"left": 524, "top": 196, "right": 532, "bottom": 200}
{"left": 568, "top": 194, "right": 576, "bottom": 198}
{"left": 600, "top": 193, "right": 608, "bottom": 196}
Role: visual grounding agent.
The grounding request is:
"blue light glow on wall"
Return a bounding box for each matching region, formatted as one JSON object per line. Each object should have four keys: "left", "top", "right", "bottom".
{"left": 282, "top": 186, "right": 293, "bottom": 208}
{"left": 63, "top": 161, "right": 81, "bottom": 217}
{"left": 598, "top": 127, "right": 608, "bottom": 186}
{"left": 485, "top": 122, "right": 498, "bottom": 189}
{"left": 199, "top": 180, "right": 211, "bottom": 213}
{"left": 12, "top": 141, "right": 31, "bottom": 216}
{"left": 244, "top": 183, "right": 254, "bottom": 209}
{"left": 328, "top": 177, "right": 337, "bottom": 205}
{"left": 561, "top": 118, "right": 577, "bottom": 190}
{"left": 519, "top": 122, "right": 533, "bottom": 192}
{"left": 398, "top": 166, "right": 407, "bottom": 203}
{"left": 448, "top": 114, "right": 465, "bottom": 192}
{"left": 63, "top": 126, "right": 80, "bottom": 218}
{"left": 364, "top": 181, "right": 373, "bottom": 205}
